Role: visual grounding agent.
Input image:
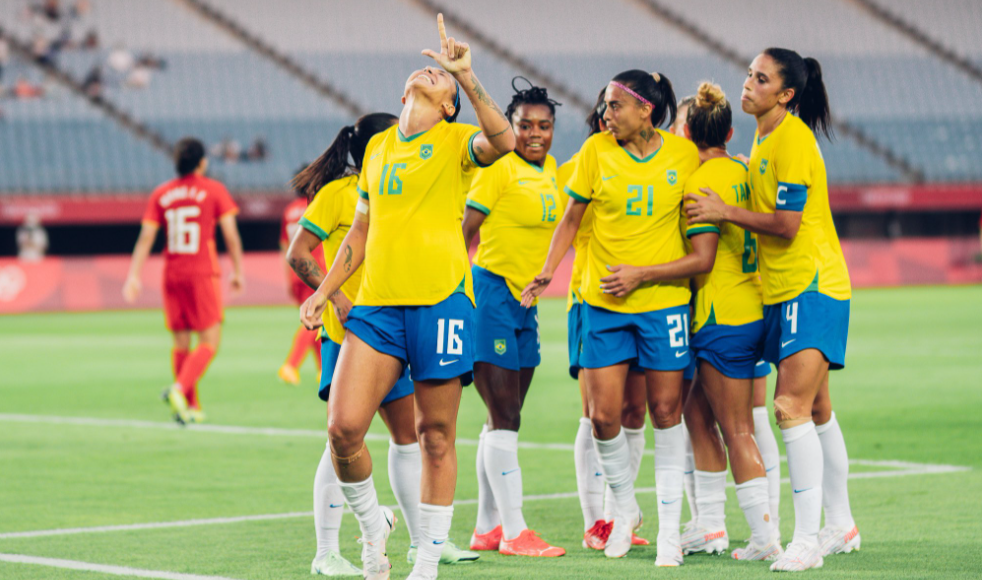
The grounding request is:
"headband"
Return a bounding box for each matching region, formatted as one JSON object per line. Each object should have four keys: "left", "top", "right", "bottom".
{"left": 453, "top": 81, "right": 460, "bottom": 111}
{"left": 609, "top": 81, "right": 652, "bottom": 108}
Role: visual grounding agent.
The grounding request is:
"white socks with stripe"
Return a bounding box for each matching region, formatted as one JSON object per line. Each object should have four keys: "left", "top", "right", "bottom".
{"left": 414, "top": 504, "right": 453, "bottom": 577}
{"left": 753, "top": 406, "right": 781, "bottom": 532}
{"left": 781, "top": 421, "right": 823, "bottom": 546}
{"left": 736, "top": 477, "right": 773, "bottom": 546}
{"left": 593, "top": 430, "right": 639, "bottom": 520}
{"left": 483, "top": 429, "right": 528, "bottom": 540}
{"left": 654, "top": 424, "right": 686, "bottom": 539}
{"left": 574, "top": 417, "right": 604, "bottom": 530}
{"left": 816, "top": 412, "right": 856, "bottom": 529}
{"left": 694, "top": 470, "right": 727, "bottom": 530}
{"left": 388, "top": 440, "right": 422, "bottom": 547}
{"left": 313, "top": 441, "right": 343, "bottom": 558}
{"left": 337, "top": 475, "right": 384, "bottom": 542}
{"left": 474, "top": 425, "right": 500, "bottom": 534}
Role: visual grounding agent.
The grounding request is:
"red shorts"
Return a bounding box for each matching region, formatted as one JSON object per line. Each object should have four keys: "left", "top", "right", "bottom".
{"left": 291, "top": 279, "right": 315, "bottom": 304}
{"left": 163, "top": 276, "right": 223, "bottom": 331}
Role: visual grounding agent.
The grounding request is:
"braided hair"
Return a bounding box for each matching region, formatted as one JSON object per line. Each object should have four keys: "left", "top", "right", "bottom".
{"left": 504, "top": 76, "right": 561, "bottom": 124}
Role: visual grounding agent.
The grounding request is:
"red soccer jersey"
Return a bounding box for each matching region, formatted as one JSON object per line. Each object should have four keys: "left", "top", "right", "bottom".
{"left": 143, "top": 175, "right": 238, "bottom": 280}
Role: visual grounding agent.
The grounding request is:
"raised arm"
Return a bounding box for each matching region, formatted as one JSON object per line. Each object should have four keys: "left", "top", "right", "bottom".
{"left": 685, "top": 188, "right": 801, "bottom": 240}
{"left": 219, "top": 213, "right": 245, "bottom": 296}
{"left": 122, "top": 222, "right": 159, "bottom": 303}
{"left": 520, "top": 200, "right": 587, "bottom": 307}
{"left": 422, "top": 13, "right": 515, "bottom": 165}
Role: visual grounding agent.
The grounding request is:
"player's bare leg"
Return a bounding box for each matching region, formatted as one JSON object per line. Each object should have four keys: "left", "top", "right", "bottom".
{"left": 644, "top": 369, "right": 686, "bottom": 566}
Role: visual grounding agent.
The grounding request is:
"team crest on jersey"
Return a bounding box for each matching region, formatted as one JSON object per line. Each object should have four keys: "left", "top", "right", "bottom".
{"left": 494, "top": 339, "right": 507, "bottom": 355}
{"left": 759, "top": 159, "right": 769, "bottom": 174}
{"left": 666, "top": 170, "right": 678, "bottom": 186}
{"left": 420, "top": 144, "right": 433, "bottom": 160}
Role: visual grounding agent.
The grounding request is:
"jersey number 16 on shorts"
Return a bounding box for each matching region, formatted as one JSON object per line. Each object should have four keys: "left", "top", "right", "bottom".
{"left": 436, "top": 318, "right": 464, "bottom": 355}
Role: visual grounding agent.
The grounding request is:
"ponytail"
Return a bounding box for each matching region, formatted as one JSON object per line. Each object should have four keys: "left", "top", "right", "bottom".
{"left": 291, "top": 112, "right": 398, "bottom": 201}
{"left": 763, "top": 47, "right": 834, "bottom": 140}
{"left": 609, "top": 69, "right": 677, "bottom": 129}
{"left": 586, "top": 87, "right": 606, "bottom": 135}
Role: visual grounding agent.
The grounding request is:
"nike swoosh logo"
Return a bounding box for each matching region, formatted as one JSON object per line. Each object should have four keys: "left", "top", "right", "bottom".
{"left": 601, "top": 175, "right": 618, "bottom": 181}
{"left": 518, "top": 179, "right": 530, "bottom": 185}
{"left": 793, "top": 487, "right": 813, "bottom": 494}
{"left": 502, "top": 468, "right": 519, "bottom": 476}
{"left": 370, "top": 152, "right": 383, "bottom": 160}
{"left": 438, "top": 359, "right": 458, "bottom": 366}
{"left": 328, "top": 503, "right": 343, "bottom": 508}
{"left": 766, "top": 465, "right": 777, "bottom": 472}
{"left": 661, "top": 499, "right": 679, "bottom": 504}
{"left": 781, "top": 339, "right": 796, "bottom": 348}
{"left": 594, "top": 472, "right": 603, "bottom": 477}
{"left": 433, "top": 540, "right": 445, "bottom": 545}
{"left": 675, "top": 350, "right": 688, "bottom": 358}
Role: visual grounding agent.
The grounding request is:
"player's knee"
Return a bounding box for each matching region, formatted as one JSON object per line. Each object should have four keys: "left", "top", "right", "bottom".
{"left": 327, "top": 419, "right": 364, "bottom": 457}
{"left": 811, "top": 398, "right": 832, "bottom": 426}
{"left": 589, "top": 411, "right": 619, "bottom": 439}
{"left": 773, "top": 395, "right": 810, "bottom": 429}
{"left": 621, "top": 402, "right": 646, "bottom": 430}
{"left": 489, "top": 403, "right": 521, "bottom": 431}
{"left": 648, "top": 400, "right": 682, "bottom": 430}
{"left": 417, "top": 422, "right": 453, "bottom": 460}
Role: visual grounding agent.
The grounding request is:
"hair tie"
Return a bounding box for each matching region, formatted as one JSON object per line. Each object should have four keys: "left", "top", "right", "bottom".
{"left": 650, "top": 72, "right": 661, "bottom": 83}
{"left": 609, "top": 81, "right": 652, "bottom": 108}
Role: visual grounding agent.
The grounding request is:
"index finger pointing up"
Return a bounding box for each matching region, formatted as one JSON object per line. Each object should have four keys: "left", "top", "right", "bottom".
{"left": 437, "top": 13, "right": 447, "bottom": 45}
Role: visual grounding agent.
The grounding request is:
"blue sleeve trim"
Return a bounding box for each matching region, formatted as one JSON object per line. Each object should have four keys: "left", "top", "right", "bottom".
{"left": 776, "top": 182, "right": 806, "bottom": 212}
{"left": 465, "top": 199, "right": 491, "bottom": 215}
{"left": 469, "top": 131, "right": 492, "bottom": 168}
{"left": 564, "top": 185, "right": 590, "bottom": 204}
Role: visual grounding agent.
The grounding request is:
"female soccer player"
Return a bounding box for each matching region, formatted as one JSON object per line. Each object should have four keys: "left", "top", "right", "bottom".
{"left": 460, "top": 78, "right": 565, "bottom": 557}
{"left": 123, "top": 138, "right": 244, "bottom": 425}
{"left": 565, "top": 88, "right": 649, "bottom": 551}
{"left": 288, "top": 114, "right": 478, "bottom": 575}
{"left": 667, "top": 82, "right": 780, "bottom": 561}
{"left": 523, "top": 70, "right": 702, "bottom": 564}
{"left": 300, "top": 15, "right": 515, "bottom": 580}
{"left": 686, "top": 48, "right": 858, "bottom": 571}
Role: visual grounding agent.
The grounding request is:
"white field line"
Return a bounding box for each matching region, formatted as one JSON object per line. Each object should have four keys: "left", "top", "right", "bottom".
{"left": 0, "top": 553, "right": 244, "bottom": 580}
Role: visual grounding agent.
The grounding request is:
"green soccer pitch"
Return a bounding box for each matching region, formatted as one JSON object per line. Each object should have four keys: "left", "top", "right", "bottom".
{"left": 1, "top": 286, "right": 981, "bottom": 579}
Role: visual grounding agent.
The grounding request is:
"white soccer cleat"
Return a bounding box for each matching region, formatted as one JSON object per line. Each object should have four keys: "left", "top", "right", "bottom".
{"left": 604, "top": 510, "right": 641, "bottom": 558}
{"left": 819, "top": 525, "right": 861, "bottom": 555}
{"left": 310, "top": 550, "right": 362, "bottom": 576}
{"left": 655, "top": 533, "right": 684, "bottom": 567}
{"left": 359, "top": 506, "right": 396, "bottom": 579}
{"left": 406, "top": 571, "right": 438, "bottom": 580}
{"left": 681, "top": 524, "right": 729, "bottom": 555}
{"left": 769, "top": 540, "right": 823, "bottom": 572}
{"left": 731, "top": 539, "right": 783, "bottom": 561}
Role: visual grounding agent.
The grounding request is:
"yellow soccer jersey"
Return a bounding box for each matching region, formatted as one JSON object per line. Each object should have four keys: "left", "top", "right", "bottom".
{"left": 357, "top": 122, "right": 484, "bottom": 307}
{"left": 467, "top": 152, "right": 566, "bottom": 304}
{"left": 749, "top": 114, "right": 851, "bottom": 304}
{"left": 559, "top": 153, "right": 595, "bottom": 311}
{"left": 299, "top": 175, "right": 363, "bottom": 344}
{"left": 684, "top": 157, "right": 764, "bottom": 333}
{"left": 564, "top": 130, "right": 700, "bottom": 314}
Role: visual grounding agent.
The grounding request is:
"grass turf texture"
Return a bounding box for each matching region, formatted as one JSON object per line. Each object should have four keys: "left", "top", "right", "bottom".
{"left": 1, "top": 285, "right": 980, "bottom": 579}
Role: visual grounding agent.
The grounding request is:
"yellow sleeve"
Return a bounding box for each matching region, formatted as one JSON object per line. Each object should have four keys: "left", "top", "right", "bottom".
{"left": 773, "top": 130, "right": 815, "bottom": 212}
{"left": 683, "top": 171, "right": 721, "bottom": 238}
{"left": 564, "top": 140, "right": 597, "bottom": 203}
{"left": 357, "top": 134, "right": 385, "bottom": 200}
{"left": 466, "top": 160, "right": 507, "bottom": 216}
{"left": 300, "top": 183, "right": 344, "bottom": 241}
{"left": 457, "top": 123, "right": 486, "bottom": 173}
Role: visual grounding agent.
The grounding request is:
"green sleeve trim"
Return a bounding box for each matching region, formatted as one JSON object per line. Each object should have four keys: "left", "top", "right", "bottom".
{"left": 564, "top": 185, "right": 590, "bottom": 203}
{"left": 356, "top": 186, "right": 369, "bottom": 200}
{"left": 686, "top": 225, "right": 721, "bottom": 238}
{"left": 468, "top": 131, "right": 492, "bottom": 168}
{"left": 465, "top": 199, "right": 491, "bottom": 215}
{"left": 298, "top": 216, "right": 329, "bottom": 241}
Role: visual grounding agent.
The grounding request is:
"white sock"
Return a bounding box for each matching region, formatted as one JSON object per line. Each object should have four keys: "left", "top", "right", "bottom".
{"left": 694, "top": 470, "right": 727, "bottom": 530}
{"left": 474, "top": 425, "right": 500, "bottom": 534}
{"left": 781, "top": 421, "right": 823, "bottom": 546}
{"left": 593, "top": 430, "right": 639, "bottom": 518}
{"left": 624, "top": 426, "right": 646, "bottom": 482}
{"left": 574, "top": 417, "right": 604, "bottom": 529}
{"left": 337, "top": 475, "right": 384, "bottom": 541}
{"left": 654, "top": 424, "right": 686, "bottom": 539}
{"left": 483, "top": 429, "right": 528, "bottom": 540}
{"left": 815, "top": 412, "right": 855, "bottom": 530}
{"left": 603, "top": 484, "right": 615, "bottom": 522}
{"left": 682, "top": 419, "right": 698, "bottom": 522}
{"left": 753, "top": 406, "right": 781, "bottom": 531}
{"left": 736, "top": 477, "right": 773, "bottom": 546}
{"left": 313, "top": 441, "right": 343, "bottom": 558}
{"left": 414, "top": 504, "right": 453, "bottom": 577}
{"left": 388, "top": 440, "right": 422, "bottom": 547}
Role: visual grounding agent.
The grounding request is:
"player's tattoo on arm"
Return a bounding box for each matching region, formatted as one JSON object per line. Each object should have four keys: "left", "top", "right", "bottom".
{"left": 474, "top": 144, "right": 485, "bottom": 157}
{"left": 486, "top": 126, "right": 510, "bottom": 138}
{"left": 289, "top": 256, "right": 323, "bottom": 288}
{"left": 343, "top": 244, "right": 353, "bottom": 272}
{"left": 470, "top": 73, "right": 506, "bottom": 119}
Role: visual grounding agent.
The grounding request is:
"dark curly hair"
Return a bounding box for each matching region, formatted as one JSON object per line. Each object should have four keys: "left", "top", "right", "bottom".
{"left": 504, "top": 77, "right": 561, "bottom": 124}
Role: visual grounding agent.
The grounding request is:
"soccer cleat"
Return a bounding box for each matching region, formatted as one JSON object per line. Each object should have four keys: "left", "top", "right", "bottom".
{"left": 631, "top": 532, "right": 651, "bottom": 546}
{"left": 769, "top": 540, "right": 823, "bottom": 572}
{"left": 278, "top": 363, "right": 301, "bottom": 386}
{"left": 604, "top": 510, "right": 641, "bottom": 558}
{"left": 358, "top": 506, "right": 396, "bottom": 579}
{"left": 407, "top": 540, "right": 480, "bottom": 564}
{"left": 819, "top": 525, "right": 861, "bottom": 555}
{"left": 582, "top": 519, "right": 611, "bottom": 550}
{"left": 655, "top": 535, "right": 685, "bottom": 567}
{"left": 469, "top": 525, "right": 502, "bottom": 551}
{"left": 732, "top": 539, "right": 783, "bottom": 561}
{"left": 187, "top": 408, "right": 207, "bottom": 424}
{"left": 499, "top": 529, "right": 566, "bottom": 557}
{"left": 405, "top": 571, "right": 437, "bottom": 580}
{"left": 681, "top": 524, "right": 729, "bottom": 555}
{"left": 310, "top": 550, "right": 362, "bottom": 576}
{"left": 162, "top": 385, "right": 190, "bottom": 425}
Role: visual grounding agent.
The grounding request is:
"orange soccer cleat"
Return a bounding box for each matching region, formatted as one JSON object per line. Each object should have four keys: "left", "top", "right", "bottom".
{"left": 583, "top": 520, "right": 612, "bottom": 550}
{"left": 499, "top": 529, "right": 566, "bottom": 557}
{"left": 469, "top": 525, "right": 502, "bottom": 551}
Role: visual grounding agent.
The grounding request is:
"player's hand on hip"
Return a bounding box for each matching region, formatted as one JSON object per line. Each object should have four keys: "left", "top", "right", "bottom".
{"left": 520, "top": 272, "right": 553, "bottom": 308}
{"left": 685, "top": 188, "right": 727, "bottom": 224}
{"left": 301, "top": 291, "right": 328, "bottom": 330}
{"left": 329, "top": 291, "right": 353, "bottom": 325}
{"left": 421, "top": 13, "right": 472, "bottom": 74}
{"left": 122, "top": 276, "right": 141, "bottom": 303}
{"left": 600, "top": 264, "right": 643, "bottom": 297}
